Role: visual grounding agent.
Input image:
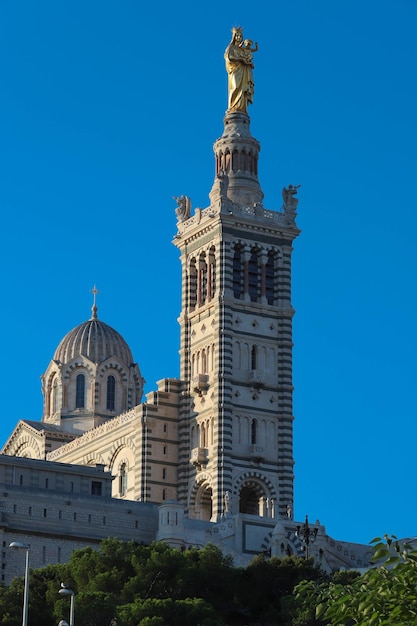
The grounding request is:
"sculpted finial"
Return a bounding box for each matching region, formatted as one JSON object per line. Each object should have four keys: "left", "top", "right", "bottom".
{"left": 173, "top": 195, "right": 191, "bottom": 223}
{"left": 282, "top": 185, "right": 301, "bottom": 211}
{"left": 224, "top": 27, "right": 258, "bottom": 114}
{"left": 90, "top": 285, "right": 99, "bottom": 320}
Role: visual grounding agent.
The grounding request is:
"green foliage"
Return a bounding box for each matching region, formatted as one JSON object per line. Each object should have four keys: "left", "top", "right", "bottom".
{"left": 236, "top": 554, "right": 325, "bottom": 625}
{"left": 70, "top": 591, "right": 118, "bottom": 626}
{"left": 0, "top": 580, "right": 23, "bottom": 626}
{"left": 67, "top": 537, "right": 138, "bottom": 596}
{"left": 117, "top": 596, "right": 223, "bottom": 626}
{"left": 293, "top": 535, "right": 417, "bottom": 625}
{"left": 0, "top": 538, "right": 331, "bottom": 625}
{"left": 0, "top": 563, "right": 63, "bottom": 626}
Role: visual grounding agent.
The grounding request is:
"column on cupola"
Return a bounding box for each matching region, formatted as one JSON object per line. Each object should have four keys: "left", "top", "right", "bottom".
{"left": 210, "top": 112, "right": 263, "bottom": 207}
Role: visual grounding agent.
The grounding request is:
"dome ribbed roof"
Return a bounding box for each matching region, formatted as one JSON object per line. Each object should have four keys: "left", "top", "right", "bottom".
{"left": 53, "top": 318, "right": 134, "bottom": 366}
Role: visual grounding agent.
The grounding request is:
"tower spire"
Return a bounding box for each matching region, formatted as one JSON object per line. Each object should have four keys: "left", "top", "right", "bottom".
{"left": 173, "top": 30, "right": 300, "bottom": 522}
{"left": 209, "top": 27, "right": 262, "bottom": 208}
{"left": 90, "top": 285, "right": 99, "bottom": 320}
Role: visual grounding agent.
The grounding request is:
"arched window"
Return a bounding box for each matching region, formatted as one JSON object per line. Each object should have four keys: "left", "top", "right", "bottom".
{"left": 107, "top": 375, "right": 116, "bottom": 411}
{"left": 251, "top": 419, "right": 257, "bottom": 444}
{"left": 119, "top": 463, "right": 127, "bottom": 496}
{"left": 233, "top": 245, "right": 243, "bottom": 299}
{"left": 266, "top": 252, "right": 275, "bottom": 305}
{"left": 248, "top": 249, "right": 259, "bottom": 302}
{"left": 232, "top": 149, "right": 238, "bottom": 171}
{"left": 53, "top": 379, "right": 60, "bottom": 413}
{"left": 198, "top": 252, "right": 207, "bottom": 306}
{"left": 208, "top": 246, "right": 216, "bottom": 300}
{"left": 75, "top": 374, "right": 85, "bottom": 409}
{"left": 189, "top": 258, "right": 197, "bottom": 309}
{"left": 251, "top": 345, "right": 258, "bottom": 370}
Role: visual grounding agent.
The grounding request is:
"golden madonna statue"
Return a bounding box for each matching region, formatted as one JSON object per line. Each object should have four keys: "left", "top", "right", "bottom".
{"left": 224, "top": 27, "right": 258, "bottom": 114}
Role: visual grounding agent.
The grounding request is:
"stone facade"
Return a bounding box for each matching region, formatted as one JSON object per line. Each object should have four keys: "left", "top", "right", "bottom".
{"left": 0, "top": 454, "right": 158, "bottom": 585}
{"left": 173, "top": 111, "right": 299, "bottom": 523}
{"left": 46, "top": 379, "right": 181, "bottom": 503}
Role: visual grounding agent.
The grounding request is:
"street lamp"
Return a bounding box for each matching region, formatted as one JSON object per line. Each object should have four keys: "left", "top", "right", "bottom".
{"left": 295, "top": 515, "right": 319, "bottom": 559}
{"left": 58, "top": 583, "right": 75, "bottom": 626}
{"left": 9, "top": 542, "right": 30, "bottom": 626}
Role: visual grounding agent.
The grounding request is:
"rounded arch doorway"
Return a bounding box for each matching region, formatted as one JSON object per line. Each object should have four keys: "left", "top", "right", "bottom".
{"left": 190, "top": 477, "right": 213, "bottom": 521}
{"left": 236, "top": 475, "right": 277, "bottom": 517}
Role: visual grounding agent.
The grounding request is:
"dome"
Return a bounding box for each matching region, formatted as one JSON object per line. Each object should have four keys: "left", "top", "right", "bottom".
{"left": 54, "top": 314, "right": 135, "bottom": 366}
{"left": 42, "top": 295, "right": 144, "bottom": 431}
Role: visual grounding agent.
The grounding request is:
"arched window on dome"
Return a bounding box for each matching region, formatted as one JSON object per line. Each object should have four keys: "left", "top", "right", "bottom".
{"left": 107, "top": 375, "right": 116, "bottom": 411}
{"left": 119, "top": 463, "right": 127, "bottom": 497}
{"left": 75, "top": 374, "right": 85, "bottom": 409}
{"left": 53, "top": 379, "right": 60, "bottom": 413}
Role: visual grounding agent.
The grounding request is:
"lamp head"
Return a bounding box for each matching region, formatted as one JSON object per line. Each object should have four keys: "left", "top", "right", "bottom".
{"left": 58, "top": 586, "right": 74, "bottom": 597}
{"left": 9, "top": 541, "right": 30, "bottom": 550}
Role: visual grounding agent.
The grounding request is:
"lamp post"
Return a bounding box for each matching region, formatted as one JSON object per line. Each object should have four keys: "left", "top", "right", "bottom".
{"left": 295, "top": 515, "right": 318, "bottom": 559}
{"left": 9, "top": 542, "right": 30, "bottom": 626}
{"left": 58, "top": 583, "right": 75, "bottom": 626}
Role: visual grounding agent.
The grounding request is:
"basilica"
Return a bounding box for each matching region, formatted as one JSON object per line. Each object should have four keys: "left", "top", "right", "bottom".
{"left": 0, "top": 29, "right": 373, "bottom": 584}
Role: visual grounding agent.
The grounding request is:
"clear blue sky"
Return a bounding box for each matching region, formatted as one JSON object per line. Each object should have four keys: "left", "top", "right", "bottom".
{"left": 1, "top": 0, "right": 416, "bottom": 546}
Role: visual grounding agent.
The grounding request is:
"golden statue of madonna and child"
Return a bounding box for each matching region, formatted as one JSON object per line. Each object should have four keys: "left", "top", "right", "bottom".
{"left": 224, "top": 26, "right": 258, "bottom": 114}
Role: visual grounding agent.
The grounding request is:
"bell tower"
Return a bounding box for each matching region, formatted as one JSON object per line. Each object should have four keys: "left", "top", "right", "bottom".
{"left": 173, "top": 28, "right": 300, "bottom": 522}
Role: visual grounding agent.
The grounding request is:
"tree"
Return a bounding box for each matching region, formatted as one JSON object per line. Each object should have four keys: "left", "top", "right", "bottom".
{"left": 235, "top": 554, "right": 325, "bottom": 625}
{"left": 0, "top": 564, "right": 63, "bottom": 626}
{"left": 0, "top": 538, "right": 341, "bottom": 625}
{"left": 180, "top": 544, "right": 238, "bottom": 613}
{"left": 67, "top": 538, "right": 138, "bottom": 597}
{"left": 294, "top": 535, "right": 417, "bottom": 625}
{"left": 67, "top": 591, "right": 118, "bottom": 626}
{"left": 117, "top": 596, "right": 223, "bottom": 626}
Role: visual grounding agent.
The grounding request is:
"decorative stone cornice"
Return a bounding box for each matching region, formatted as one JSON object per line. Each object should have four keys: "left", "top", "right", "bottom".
{"left": 46, "top": 407, "right": 138, "bottom": 461}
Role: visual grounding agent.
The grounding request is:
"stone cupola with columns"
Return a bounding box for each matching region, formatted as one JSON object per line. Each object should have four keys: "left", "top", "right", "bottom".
{"left": 41, "top": 289, "right": 144, "bottom": 435}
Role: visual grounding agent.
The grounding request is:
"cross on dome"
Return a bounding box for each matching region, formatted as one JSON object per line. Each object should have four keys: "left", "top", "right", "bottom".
{"left": 90, "top": 285, "right": 99, "bottom": 320}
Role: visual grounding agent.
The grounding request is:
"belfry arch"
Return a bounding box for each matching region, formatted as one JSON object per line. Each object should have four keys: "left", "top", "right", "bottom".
{"left": 234, "top": 473, "right": 277, "bottom": 518}
{"left": 189, "top": 476, "right": 213, "bottom": 521}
